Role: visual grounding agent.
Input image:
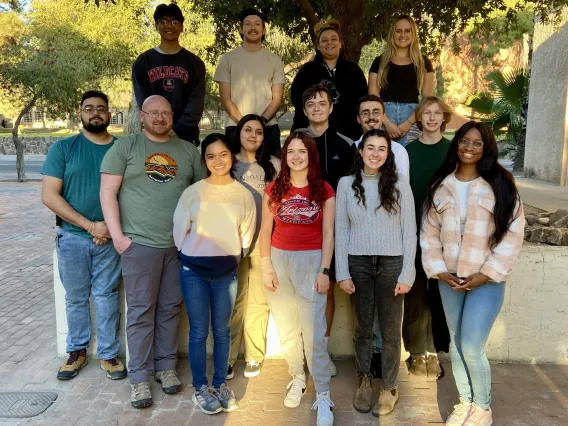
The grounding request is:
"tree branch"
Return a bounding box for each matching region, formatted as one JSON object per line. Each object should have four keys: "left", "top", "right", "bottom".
{"left": 294, "top": 0, "right": 319, "bottom": 46}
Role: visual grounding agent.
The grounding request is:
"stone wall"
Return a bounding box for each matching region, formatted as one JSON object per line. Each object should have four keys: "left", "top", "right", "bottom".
{"left": 54, "top": 244, "right": 568, "bottom": 364}
{"left": 524, "top": 8, "right": 568, "bottom": 185}
{"left": 0, "top": 136, "right": 59, "bottom": 155}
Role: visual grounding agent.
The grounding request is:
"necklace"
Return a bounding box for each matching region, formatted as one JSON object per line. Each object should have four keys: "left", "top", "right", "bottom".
{"left": 362, "top": 171, "right": 380, "bottom": 178}
{"left": 290, "top": 183, "right": 308, "bottom": 197}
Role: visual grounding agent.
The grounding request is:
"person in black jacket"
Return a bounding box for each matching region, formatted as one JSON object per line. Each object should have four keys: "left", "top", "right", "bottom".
{"left": 291, "top": 19, "right": 367, "bottom": 141}
{"left": 132, "top": 3, "right": 206, "bottom": 146}
{"left": 298, "top": 84, "right": 354, "bottom": 376}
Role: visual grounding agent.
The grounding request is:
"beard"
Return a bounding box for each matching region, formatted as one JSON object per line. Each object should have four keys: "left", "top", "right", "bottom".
{"left": 82, "top": 117, "right": 109, "bottom": 134}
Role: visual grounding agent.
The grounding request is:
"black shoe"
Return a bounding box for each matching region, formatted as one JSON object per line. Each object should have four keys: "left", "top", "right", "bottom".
{"left": 227, "top": 364, "right": 234, "bottom": 380}
{"left": 370, "top": 352, "right": 382, "bottom": 378}
{"left": 426, "top": 355, "right": 444, "bottom": 379}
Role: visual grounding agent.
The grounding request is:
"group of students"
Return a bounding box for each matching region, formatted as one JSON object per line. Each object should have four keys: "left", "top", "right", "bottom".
{"left": 41, "top": 4, "right": 527, "bottom": 426}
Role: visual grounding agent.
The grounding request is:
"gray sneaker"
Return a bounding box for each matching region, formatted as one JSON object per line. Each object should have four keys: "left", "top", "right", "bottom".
{"left": 192, "top": 384, "right": 223, "bottom": 415}
{"left": 130, "top": 381, "right": 152, "bottom": 409}
{"left": 214, "top": 383, "right": 239, "bottom": 412}
{"left": 155, "top": 369, "right": 181, "bottom": 394}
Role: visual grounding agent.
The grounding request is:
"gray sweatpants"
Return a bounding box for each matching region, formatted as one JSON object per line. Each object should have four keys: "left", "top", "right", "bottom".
{"left": 265, "top": 247, "right": 331, "bottom": 393}
{"left": 121, "top": 243, "right": 183, "bottom": 384}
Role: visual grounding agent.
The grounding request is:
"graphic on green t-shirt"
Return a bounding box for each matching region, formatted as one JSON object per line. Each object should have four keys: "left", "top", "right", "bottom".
{"left": 41, "top": 133, "right": 116, "bottom": 239}
{"left": 144, "top": 153, "right": 179, "bottom": 183}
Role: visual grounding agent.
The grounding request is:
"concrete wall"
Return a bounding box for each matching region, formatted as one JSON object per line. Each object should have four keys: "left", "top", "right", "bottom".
{"left": 54, "top": 244, "right": 568, "bottom": 364}
{"left": 524, "top": 8, "right": 568, "bottom": 185}
{"left": 0, "top": 136, "right": 59, "bottom": 155}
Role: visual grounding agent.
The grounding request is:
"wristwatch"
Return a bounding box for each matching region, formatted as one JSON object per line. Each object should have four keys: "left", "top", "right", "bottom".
{"left": 320, "top": 267, "right": 330, "bottom": 275}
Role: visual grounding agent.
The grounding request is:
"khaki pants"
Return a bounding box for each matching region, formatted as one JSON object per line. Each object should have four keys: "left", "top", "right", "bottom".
{"left": 229, "top": 248, "right": 270, "bottom": 365}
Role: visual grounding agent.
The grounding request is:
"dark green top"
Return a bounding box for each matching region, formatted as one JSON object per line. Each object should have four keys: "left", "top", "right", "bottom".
{"left": 41, "top": 133, "right": 116, "bottom": 238}
{"left": 405, "top": 137, "right": 451, "bottom": 220}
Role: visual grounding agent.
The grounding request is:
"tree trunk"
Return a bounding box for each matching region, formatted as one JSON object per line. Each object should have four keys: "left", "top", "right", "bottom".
{"left": 12, "top": 96, "right": 37, "bottom": 182}
{"left": 328, "top": 0, "right": 365, "bottom": 63}
{"left": 202, "top": 109, "right": 215, "bottom": 130}
{"left": 124, "top": 92, "right": 142, "bottom": 135}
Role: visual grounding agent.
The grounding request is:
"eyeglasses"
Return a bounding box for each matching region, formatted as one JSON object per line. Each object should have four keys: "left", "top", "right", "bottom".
{"left": 458, "top": 139, "right": 484, "bottom": 149}
{"left": 82, "top": 106, "right": 108, "bottom": 115}
{"left": 359, "top": 110, "right": 383, "bottom": 119}
{"left": 141, "top": 110, "right": 174, "bottom": 119}
{"left": 157, "top": 19, "right": 181, "bottom": 27}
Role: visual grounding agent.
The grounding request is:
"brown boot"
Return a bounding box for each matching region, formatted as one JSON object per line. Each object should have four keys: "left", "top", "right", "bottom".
{"left": 353, "top": 375, "right": 373, "bottom": 413}
{"left": 406, "top": 355, "right": 428, "bottom": 377}
{"left": 57, "top": 349, "right": 87, "bottom": 380}
{"left": 372, "top": 388, "right": 398, "bottom": 417}
{"left": 426, "top": 355, "right": 444, "bottom": 379}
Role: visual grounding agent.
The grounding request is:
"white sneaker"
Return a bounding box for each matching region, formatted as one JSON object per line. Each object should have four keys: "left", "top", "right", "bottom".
{"left": 312, "top": 391, "right": 334, "bottom": 426}
{"left": 284, "top": 373, "right": 307, "bottom": 408}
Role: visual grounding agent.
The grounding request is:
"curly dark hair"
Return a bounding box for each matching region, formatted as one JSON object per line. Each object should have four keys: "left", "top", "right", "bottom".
{"left": 269, "top": 131, "right": 327, "bottom": 209}
{"left": 351, "top": 129, "right": 400, "bottom": 215}
{"left": 423, "top": 121, "right": 521, "bottom": 249}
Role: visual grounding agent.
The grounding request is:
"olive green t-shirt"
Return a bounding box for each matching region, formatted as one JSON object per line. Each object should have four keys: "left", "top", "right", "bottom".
{"left": 405, "top": 137, "right": 451, "bottom": 220}
{"left": 101, "top": 132, "right": 206, "bottom": 248}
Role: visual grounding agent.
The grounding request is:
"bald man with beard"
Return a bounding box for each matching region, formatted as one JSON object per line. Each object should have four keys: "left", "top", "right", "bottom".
{"left": 100, "top": 95, "right": 206, "bottom": 409}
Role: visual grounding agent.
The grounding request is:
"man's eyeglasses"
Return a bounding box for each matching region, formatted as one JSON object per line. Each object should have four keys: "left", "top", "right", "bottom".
{"left": 359, "top": 110, "right": 383, "bottom": 119}
{"left": 157, "top": 19, "right": 181, "bottom": 27}
{"left": 458, "top": 139, "right": 484, "bottom": 149}
{"left": 82, "top": 106, "right": 108, "bottom": 115}
{"left": 141, "top": 110, "right": 174, "bottom": 119}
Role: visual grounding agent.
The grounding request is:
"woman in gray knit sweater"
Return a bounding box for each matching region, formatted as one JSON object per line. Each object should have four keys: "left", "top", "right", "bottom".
{"left": 335, "top": 129, "right": 416, "bottom": 417}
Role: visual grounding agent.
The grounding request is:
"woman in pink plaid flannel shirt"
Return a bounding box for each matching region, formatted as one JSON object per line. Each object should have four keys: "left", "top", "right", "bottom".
{"left": 421, "top": 122, "right": 525, "bottom": 426}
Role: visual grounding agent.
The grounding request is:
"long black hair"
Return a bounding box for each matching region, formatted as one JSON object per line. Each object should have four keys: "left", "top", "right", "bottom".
{"left": 233, "top": 114, "right": 277, "bottom": 183}
{"left": 201, "top": 133, "right": 237, "bottom": 178}
{"left": 351, "top": 129, "right": 400, "bottom": 215}
{"left": 423, "top": 121, "right": 521, "bottom": 249}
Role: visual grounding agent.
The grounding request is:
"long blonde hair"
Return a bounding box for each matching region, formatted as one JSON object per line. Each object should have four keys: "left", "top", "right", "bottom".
{"left": 376, "top": 15, "right": 425, "bottom": 93}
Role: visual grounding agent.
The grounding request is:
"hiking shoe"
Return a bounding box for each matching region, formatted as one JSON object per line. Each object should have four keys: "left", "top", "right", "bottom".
{"left": 130, "top": 381, "right": 152, "bottom": 409}
{"left": 353, "top": 375, "right": 373, "bottom": 413}
{"left": 227, "top": 364, "right": 234, "bottom": 380}
{"left": 155, "top": 369, "right": 181, "bottom": 394}
{"left": 284, "top": 372, "right": 307, "bottom": 408}
{"left": 407, "top": 355, "right": 428, "bottom": 377}
{"left": 100, "top": 358, "right": 127, "bottom": 380}
{"left": 427, "top": 354, "right": 444, "bottom": 379}
{"left": 57, "top": 349, "right": 87, "bottom": 380}
{"left": 372, "top": 388, "right": 399, "bottom": 416}
{"left": 463, "top": 404, "right": 492, "bottom": 426}
{"left": 312, "top": 391, "right": 334, "bottom": 426}
{"left": 446, "top": 399, "right": 473, "bottom": 425}
{"left": 244, "top": 361, "right": 261, "bottom": 378}
{"left": 192, "top": 384, "right": 222, "bottom": 415}
{"left": 213, "top": 383, "right": 239, "bottom": 412}
{"left": 370, "top": 352, "right": 382, "bottom": 378}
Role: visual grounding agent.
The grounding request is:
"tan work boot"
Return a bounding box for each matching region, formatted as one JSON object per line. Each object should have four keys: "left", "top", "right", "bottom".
{"left": 353, "top": 375, "right": 373, "bottom": 413}
{"left": 100, "top": 358, "right": 127, "bottom": 380}
{"left": 57, "top": 349, "right": 87, "bottom": 380}
{"left": 155, "top": 369, "right": 182, "bottom": 394}
{"left": 372, "top": 388, "right": 399, "bottom": 417}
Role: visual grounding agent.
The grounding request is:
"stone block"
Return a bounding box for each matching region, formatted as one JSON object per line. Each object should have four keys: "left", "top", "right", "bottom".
{"left": 550, "top": 214, "right": 568, "bottom": 228}
{"left": 549, "top": 209, "right": 568, "bottom": 225}
{"left": 529, "top": 226, "right": 550, "bottom": 243}
{"left": 525, "top": 215, "right": 539, "bottom": 226}
{"left": 537, "top": 217, "right": 550, "bottom": 225}
{"left": 546, "top": 228, "right": 568, "bottom": 246}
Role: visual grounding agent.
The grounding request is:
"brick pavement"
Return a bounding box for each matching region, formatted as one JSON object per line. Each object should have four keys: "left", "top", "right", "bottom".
{"left": 1, "top": 182, "right": 567, "bottom": 426}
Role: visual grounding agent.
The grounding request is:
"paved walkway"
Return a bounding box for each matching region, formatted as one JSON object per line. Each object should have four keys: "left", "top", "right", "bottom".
{"left": 0, "top": 182, "right": 567, "bottom": 425}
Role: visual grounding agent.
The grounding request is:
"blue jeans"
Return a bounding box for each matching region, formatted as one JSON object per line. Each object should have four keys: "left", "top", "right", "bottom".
{"left": 56, "top": 229, "right": 121, "bottom": 359}
{"left": 180, "top": 266, "right": 238, "bottom": 389}
{"left": 384, "top": 101, "right": 420, "bottom": 147}
{"left": 438, "top": 280, "right": 505, "bottom": 409}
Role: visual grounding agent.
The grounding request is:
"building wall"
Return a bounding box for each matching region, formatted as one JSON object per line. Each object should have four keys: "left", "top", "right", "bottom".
{"left": 525, "top": 8, "right": 568, "bottom": 185}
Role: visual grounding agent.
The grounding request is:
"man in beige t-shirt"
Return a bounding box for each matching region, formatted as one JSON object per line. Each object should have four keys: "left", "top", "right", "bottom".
{"left": 213, "top": 8, "right": 286, "bottom": 157}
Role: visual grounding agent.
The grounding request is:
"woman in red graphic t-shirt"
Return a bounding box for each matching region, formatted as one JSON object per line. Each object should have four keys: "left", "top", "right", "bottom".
{"left": 259, "top": 131, "right": 336, "bottom": 425}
